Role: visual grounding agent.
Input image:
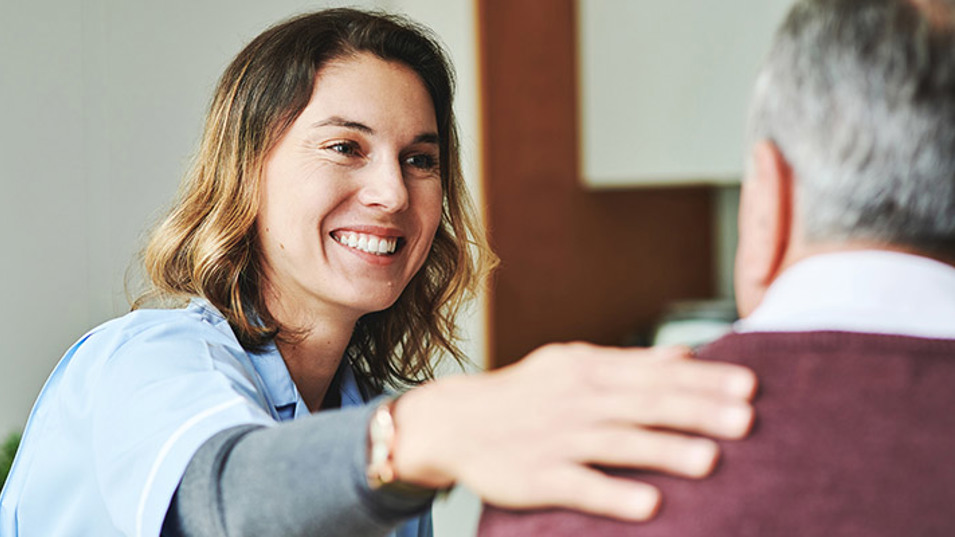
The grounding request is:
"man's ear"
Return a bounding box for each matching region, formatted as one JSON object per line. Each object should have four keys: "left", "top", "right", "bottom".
{"left": 734, "top": 141, "right": 794, "bottom": 317}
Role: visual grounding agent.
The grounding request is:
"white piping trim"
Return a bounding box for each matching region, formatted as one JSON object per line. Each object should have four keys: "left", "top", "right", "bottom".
{"left": 135, "top": 397, "right": 246, "bottom": 537}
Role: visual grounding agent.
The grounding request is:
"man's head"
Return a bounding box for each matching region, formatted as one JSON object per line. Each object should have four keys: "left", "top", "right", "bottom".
{"left": 735, "top": 0, "right": 955, "bottom": 316}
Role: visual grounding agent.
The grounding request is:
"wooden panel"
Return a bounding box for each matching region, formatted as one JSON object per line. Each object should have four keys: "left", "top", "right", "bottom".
{"left": 479, "top": 0, "right": 715, "bottom": 368}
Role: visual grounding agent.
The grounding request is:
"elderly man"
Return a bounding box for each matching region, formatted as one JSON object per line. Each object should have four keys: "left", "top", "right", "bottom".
{"left": 479, "top": 0, "right": 955, "bottom": 535}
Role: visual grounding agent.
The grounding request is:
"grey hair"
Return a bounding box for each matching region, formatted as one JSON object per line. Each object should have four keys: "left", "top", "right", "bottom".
{"left": 747, "top": 0, "right": 955, "bottom": 255}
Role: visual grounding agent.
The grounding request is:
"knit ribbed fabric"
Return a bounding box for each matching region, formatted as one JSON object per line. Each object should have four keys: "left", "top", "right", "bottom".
{"left": 478, "top": 331, "right": 955, "bottom": 536}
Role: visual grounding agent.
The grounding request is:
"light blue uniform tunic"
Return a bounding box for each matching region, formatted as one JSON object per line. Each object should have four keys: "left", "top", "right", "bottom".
{"left": 0, "top": 300, "right": 431, "bottom": 537}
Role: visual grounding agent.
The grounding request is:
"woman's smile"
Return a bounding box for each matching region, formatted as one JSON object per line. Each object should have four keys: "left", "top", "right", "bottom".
{"left": 328, "top": 225, "right": 407, "bottom": 268}
{"left": 257, "top": 52, "right": 443, "bottom": 320}
{"left": 332, "top": 231, "right": 400, "bottom": 256}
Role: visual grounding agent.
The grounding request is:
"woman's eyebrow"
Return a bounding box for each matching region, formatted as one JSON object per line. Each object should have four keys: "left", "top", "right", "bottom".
{"left": 413, "top": 132, "right": 439, "bottom": 145}
{"left": 312, "top": 116, "right": 374, "bottom": 134}
{"left": 313, "top": 116, "right": 438, "bottom": 145}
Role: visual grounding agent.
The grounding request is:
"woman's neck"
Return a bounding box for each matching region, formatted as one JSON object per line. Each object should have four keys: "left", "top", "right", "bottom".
{"left": 276, "top": 330, "right": 352, "bottom": 412}
{"left": 267, "top": 293, "right": 360, "bottom": 412}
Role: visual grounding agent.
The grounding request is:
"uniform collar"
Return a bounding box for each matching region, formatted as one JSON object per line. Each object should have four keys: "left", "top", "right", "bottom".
{"left": 251, "top": 343, "right": 370, "bottom": 419}
{"left": 188, "top": 298, "right": 369, "bottom": 420}
{"left": 250, "top": 343, "right": 307, "bottom": 419}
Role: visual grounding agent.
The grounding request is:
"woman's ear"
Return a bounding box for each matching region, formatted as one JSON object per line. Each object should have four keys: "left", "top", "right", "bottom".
{"left": 734, "top": 141, "right": 794, "bottom": 317}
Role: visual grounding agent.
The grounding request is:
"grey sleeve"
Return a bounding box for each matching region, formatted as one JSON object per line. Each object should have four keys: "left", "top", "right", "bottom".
{"left": 161, "top": 400, "right": 435, "bottom": 537}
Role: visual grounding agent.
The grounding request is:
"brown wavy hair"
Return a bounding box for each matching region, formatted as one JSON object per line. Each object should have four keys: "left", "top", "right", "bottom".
{"left": 134, "top": 8, "right": 497, "bottom": 391}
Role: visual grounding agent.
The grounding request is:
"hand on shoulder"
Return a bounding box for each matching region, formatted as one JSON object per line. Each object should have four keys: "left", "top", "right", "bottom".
{"left": 390, "top": 343, "right": 756, "bottom": 521}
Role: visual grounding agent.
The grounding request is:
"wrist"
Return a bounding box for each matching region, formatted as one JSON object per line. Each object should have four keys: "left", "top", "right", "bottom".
{"left": 366, "top": 397, "right": 401, "bottom": 489}
{"left": 367, "top": 392, "right": 454, "bottom": 494}
{"left": 389, "top": 380, "right": 460, "bottom": 490}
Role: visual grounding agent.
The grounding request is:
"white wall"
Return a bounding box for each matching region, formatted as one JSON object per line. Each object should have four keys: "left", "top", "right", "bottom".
{"left": 0, "top": 0, "right": 483, "bottom": 534}
{"left": 578, "top": 0, "right": 792, "bottom": 187}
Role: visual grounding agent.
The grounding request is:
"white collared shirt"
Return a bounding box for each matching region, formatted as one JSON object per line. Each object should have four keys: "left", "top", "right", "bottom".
{"left": 735, "top": 250, "right": 955, "bottom": 339}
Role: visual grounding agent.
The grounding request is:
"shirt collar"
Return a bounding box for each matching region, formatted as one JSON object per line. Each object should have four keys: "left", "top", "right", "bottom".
{"left": 250, "top": 343, "right": 304, "bottom": 416}
{"left": 250, "top": 343, "right": 370, "bottom": 419}
{"left": 735, "top": 250, "right": 955, "bottom": 338}
{"left": 338, "top": 360, "right": 368, "bottom": 407}
{"left": 188, "top": 298, "right": 369, "bottom": 420}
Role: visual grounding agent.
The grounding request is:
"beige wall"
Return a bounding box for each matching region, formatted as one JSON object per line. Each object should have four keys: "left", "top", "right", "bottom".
{"left": 0, "top": 0, "right": 484, "bottom": 430}
{"left": 0, "top": 0, "right": 483, "bottom": 533}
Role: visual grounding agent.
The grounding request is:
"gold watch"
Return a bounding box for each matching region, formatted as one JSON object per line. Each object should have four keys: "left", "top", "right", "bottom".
{"left": 366, "top": 398, "right": 399, "bottom": 489}
{"left": 366, "top": 397, "right": 442, "bottom": 497}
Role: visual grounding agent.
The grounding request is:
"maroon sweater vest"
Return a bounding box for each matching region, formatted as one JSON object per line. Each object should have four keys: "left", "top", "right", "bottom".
{"left": 478, "top": 331, "right": 955, "bottom": 536}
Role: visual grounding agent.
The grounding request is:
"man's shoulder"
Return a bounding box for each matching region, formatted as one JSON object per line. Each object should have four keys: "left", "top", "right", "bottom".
{"left": 695, "top": 331, "right": 955, "bottom": 400}
{"left": 697, "top": 330, "right": 955, "bottom": 363}
{"left": 479, "top": 330, "right": 955, "bottom": 537}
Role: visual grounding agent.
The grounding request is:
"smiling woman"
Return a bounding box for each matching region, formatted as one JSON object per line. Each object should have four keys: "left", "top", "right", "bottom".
{"left": 137, "top": 12, "right": 483, "bottom": 397}
{"left": 255, "top": 54, "right": 447, "bottom": 410}
{"left": 0, "top": 8, "right": 757, "bottom": 537}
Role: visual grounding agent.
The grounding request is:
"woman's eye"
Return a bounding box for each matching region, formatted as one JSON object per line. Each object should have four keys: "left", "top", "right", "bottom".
{"left": 325, "top": 141, "right": 360, "bottom": 156}
{"left": 404, "top": 153, "right": 439, "bottom": 171}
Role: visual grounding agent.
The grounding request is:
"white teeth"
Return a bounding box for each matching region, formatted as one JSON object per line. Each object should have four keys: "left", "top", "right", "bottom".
{"left": 334, "top": 232, "right": 398, "bottom": 255}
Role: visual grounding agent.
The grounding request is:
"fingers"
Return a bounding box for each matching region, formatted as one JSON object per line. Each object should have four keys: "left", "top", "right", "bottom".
{"left": 409, "top": 342, "right": 760, "bottom": 523}
{"left": 493, "top": 428, "right": 723, "bottom": 520}
{"left": 518, "top": 342, "right": 756, "bottom": 438}
{"left": 527, "top": 466, "right": 662, "bottom": 521}
{"left": 585, "top": 349, "right": 757, "bottom": 401}
{"left": 581, "top": 390, "right": 754, "bottom": 439}
{"left": 563, "top": 427, "right": 719, "bottom": 478}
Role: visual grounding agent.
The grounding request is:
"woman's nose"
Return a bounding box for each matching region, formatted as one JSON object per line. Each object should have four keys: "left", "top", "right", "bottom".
{"left": 357, "top": 159, "right": 410, "bottom": 213}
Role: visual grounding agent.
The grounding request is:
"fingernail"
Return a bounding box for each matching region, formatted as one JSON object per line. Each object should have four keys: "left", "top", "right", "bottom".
{"left": 687, "top": 440, "right": 719, "bottom": 476}
{"left": 628, "top": 486, "right": 661, "bottom": 520}
{"left": 722, "top": 405, "right": 754, "bottom": 436}
{"left": 727, "top": 370, "right": 757, "bottom": 398}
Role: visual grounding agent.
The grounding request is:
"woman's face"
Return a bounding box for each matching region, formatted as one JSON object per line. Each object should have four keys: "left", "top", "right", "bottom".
{"left": 257, "top": 52, "right": 443, "bottom": 323}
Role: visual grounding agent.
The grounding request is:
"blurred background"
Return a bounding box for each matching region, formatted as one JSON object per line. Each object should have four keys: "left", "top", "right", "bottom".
{"left": 0, "top": 0, "right": 790, "bottom": 534}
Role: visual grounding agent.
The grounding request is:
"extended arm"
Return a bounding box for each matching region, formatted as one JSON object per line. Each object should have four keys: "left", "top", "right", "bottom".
{"left": 161, "top": 401, "right": 433, "bottom": 537}
{"left": 163, "top": 344, "right": 757, "bottom": 533}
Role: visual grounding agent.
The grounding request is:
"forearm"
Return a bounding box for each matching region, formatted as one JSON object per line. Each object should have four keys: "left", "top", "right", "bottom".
{"left": 162, "top": 401, "right": 434, "bottom": 537}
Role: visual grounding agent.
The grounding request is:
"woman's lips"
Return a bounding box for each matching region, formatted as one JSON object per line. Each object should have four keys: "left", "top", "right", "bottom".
{"left": 331, "top": 230, "right": 402, "bottom": 256}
